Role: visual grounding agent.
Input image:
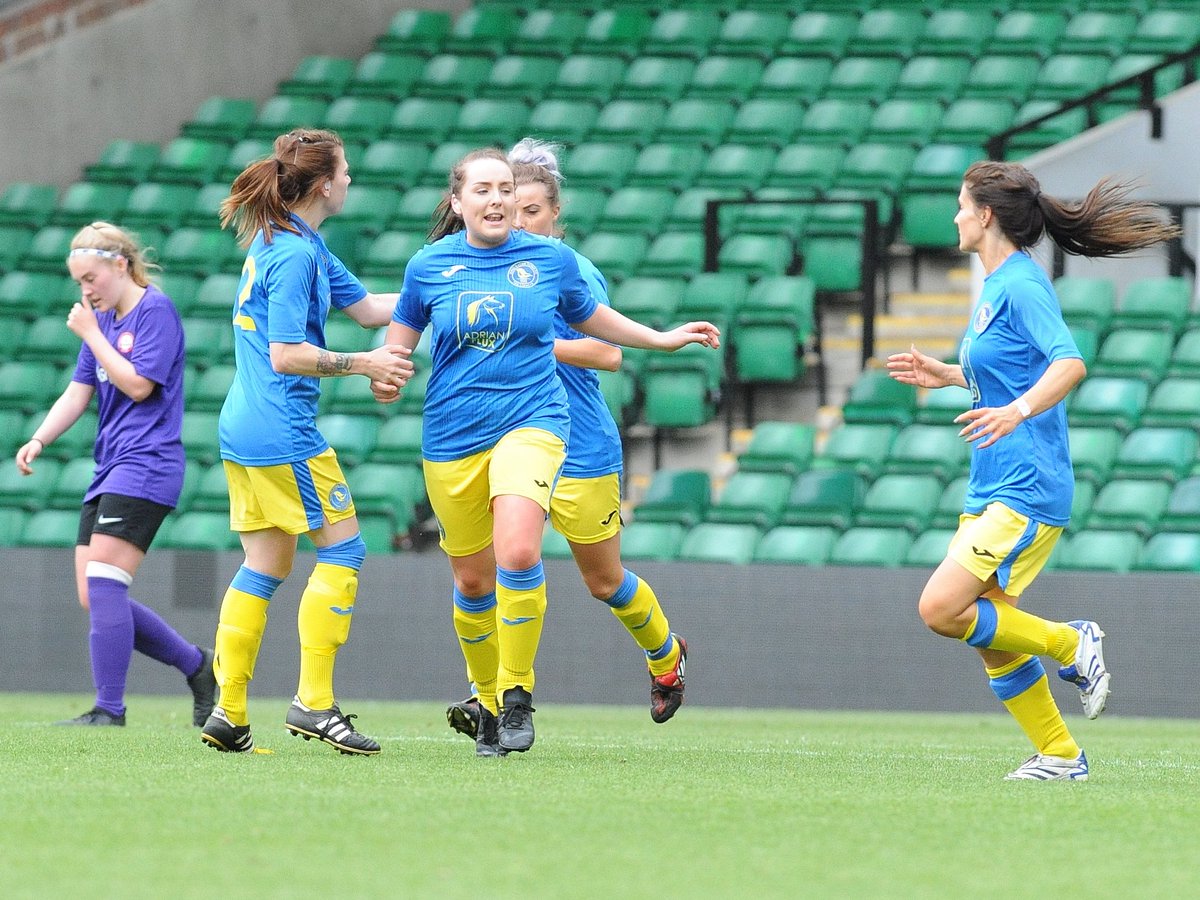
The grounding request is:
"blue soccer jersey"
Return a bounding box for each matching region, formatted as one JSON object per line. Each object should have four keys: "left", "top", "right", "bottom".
{"left": 959, "top": 251, "right": 1081, "bottom": 525}
{"left": 220, "top": 214, "right": 367, "bottom": 466}
{"left": 393, "top": 229, "right": 597, "bottom": 461}
{"left": 71, "top": 284, "right": 186, "bottom": 507}
{"left": 556, "top": 248, "right": 623, "bottom": 479}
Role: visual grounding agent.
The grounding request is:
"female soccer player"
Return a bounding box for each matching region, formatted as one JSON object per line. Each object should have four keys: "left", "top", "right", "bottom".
{"left": 887, "top": 161, "right": 1179, "bottom": 780}
{"left": 199, "top": 128, "right": 413, "bottom": 755}
{"left": 375, "top": 148, "right": 718, "bottom": 755}
{"left": 15, "top": 221, "right": 216, "bottom": 728}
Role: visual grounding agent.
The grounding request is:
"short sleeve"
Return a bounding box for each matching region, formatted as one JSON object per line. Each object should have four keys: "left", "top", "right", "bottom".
{"left": 1013, "top": 275, "right": 1081, "bottom": 363}
{"left": 127, "top": 301, "right": 184, "bottom": 386}
{"left": 328, "top": 248, "right": 368, "bottom": 310}
{"left": 559, "top": 244, "right": 598, "bottom": 325}
{"left": 264, "top": 248, "right": 317, "bottom": 343}
{"left": 72, "top": 342, "right": 96, "bottom": 386}
{"left": 392, "top": 254, "right": 430, "bottom": 331}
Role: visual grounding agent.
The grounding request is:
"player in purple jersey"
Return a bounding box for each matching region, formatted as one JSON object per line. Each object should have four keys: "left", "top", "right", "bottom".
{"left": 14, "top": 221, "right": 216, "bottom": 727}
{"left": 888, "top": 162, "right": 1179, "bottom": 781}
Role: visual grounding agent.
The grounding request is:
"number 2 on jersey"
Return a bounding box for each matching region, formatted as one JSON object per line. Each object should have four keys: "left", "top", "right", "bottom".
{"left": 233, "top": 256, "right": 257, "bottom": 331}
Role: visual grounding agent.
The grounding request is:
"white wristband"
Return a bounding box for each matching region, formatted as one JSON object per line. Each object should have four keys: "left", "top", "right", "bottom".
{"left": 1015, "top": 397, "right": 1032, "bottom": 418}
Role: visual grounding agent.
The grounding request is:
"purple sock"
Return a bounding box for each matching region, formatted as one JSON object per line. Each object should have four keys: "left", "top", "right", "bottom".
{"left": 88, "top": 576, "right": 135, "bottom": 716}
{"left": 131, "top": 599, "right": 204, "bottom": 677}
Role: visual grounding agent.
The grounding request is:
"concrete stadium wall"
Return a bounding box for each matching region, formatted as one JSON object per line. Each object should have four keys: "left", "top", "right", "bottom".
{"left": 2, "top": 547, "right": 1195, "bottom": 719}
{"left": 0, "top": 0, "right": 467, "bottom": 186}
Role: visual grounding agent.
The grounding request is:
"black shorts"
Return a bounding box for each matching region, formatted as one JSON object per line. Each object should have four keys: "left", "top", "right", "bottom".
{"left": 78, "top": 493, "right": 174, "bottom": 553}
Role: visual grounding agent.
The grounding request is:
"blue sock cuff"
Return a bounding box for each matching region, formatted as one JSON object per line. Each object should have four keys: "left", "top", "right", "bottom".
{"left": 496, "top": 561, "right": 545, "bottom": 591}
{"left": 231, "top": 565, "right": 283, "bottom": 601}
{"left": 603, "top": 569, "right": 640, "bottom": 609}
{"left": 647, "top": 633, "right": 676, "bottom": 661}
{"left": 316, "top": 533, "right": 366, "bottom": 571}
{"left": 990, "top": 657, "right": 1046, "bottom": 701}
{"left": 454, "top": 588, "right": 497, "bottom": 613}
{"left": 965, "top": 599, "right": 999, "bottom": 648}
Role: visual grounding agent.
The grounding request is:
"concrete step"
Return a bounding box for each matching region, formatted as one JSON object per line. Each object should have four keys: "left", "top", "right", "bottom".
{"left": 842, "top": 311, "right": 969, "bottom": 339}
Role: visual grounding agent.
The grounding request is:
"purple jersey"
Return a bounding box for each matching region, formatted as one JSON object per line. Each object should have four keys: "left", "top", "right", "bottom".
{"left": 71, "top": 284, "right": 186, "bottom": 507}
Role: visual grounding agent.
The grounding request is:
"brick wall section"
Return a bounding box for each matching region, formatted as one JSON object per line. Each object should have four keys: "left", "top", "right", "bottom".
{"left": 0, "top": 0, "right": 151, "bottom": 63}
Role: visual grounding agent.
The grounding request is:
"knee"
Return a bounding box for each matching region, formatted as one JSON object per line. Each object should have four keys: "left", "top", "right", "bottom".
{"left": 583, "top": 568, "right": 625, "bottom": 602}
{"left": 454, "top": 570, "right": 495, "bottom": 598}
{"left": 497, "top": 543, "right": 542, "bottom": 573}
{"left": 917, "top": 593, "right": 966, "bottom": 639}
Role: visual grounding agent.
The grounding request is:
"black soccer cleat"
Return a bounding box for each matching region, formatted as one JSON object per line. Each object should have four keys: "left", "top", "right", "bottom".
{"left": 474, "top": 704, "right": 507, "bottom": 758}
{"left": 187, "top": 647, "right": 218, "bottom": 727}
{"left": 55, "top": 706, "right": 126, "bottom": 727}
{"left": 650, "top": 635, "right": 687, "bottom": 724}
{"left": 284, "top": 696, "right": 381, "bottom": 756}
{"left": 201, "top": 707, "right": 254, "bottom": 753}
{"left": 447, "top": 696, "right": 481, "bottom": 740}
{"left": 497, "top": 687, "right": 536, "bottom": 753}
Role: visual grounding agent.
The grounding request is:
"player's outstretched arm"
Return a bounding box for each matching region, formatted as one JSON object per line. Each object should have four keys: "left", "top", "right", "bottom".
{"left": 886, "top": 344, "right": 965, "bottom": 389}
{"left": 15, "top": 381, "right": 94, "bottom": 475}
{"left": 573, "top": 304, "right": 720, "bottom": 352}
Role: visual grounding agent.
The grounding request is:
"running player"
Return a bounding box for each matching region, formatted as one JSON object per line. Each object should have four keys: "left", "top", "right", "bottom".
{"left": 199, "top": 128, "right": 412, "bottom": 755}
{"left": 16, "top": 221, "right": 217, "bottom": 728}
{"left": 888, "top": 161, "right": 1180, "bottom": 780}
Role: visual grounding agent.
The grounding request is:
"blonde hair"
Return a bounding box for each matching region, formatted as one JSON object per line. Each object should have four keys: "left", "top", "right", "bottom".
{"left": 69, "top": 221, "right": 158, "bottom": 287}
{"left": 509, "top": 137, "right": 565, "bottom": 238}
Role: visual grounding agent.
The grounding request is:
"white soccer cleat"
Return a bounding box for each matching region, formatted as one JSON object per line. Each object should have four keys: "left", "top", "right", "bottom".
{"left": 1057, "top": 620, "right": 1111, "bottom": 719}
{"left": 1005, "top": 750, "right": 1089, "bottom": 781}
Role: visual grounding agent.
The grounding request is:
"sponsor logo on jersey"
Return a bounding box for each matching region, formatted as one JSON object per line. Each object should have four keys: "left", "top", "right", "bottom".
{"left": 329, "top": 482, "right": 352, "bottom": 511}
{"left": 973, "top": 302, "right": 994, "bottom": 333}
{"left": 507, "top": 260, "right": 539, "bottom": 288}
{"left": 456, "top": 291, "right": 513, "bottom": 353}
{"left": 441, "top": 264, "right": 468, "bottom": 278}
{"left": 116, "top": 331, "right": 134, "bottom": 353}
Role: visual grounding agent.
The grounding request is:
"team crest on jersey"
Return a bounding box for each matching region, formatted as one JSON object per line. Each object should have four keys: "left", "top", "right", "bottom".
{"left": 96, "top": 365, "right": 109, "bottom": 383}
{"left": 328, "top": 482, "right": 352, "bottom": 512}
{"left": 973, "top": 302, "right": 994, "bottom": 333}
{"left": 116, "top": 331, "right": 134, "bottom": 353}
{"left": 457, "top": 291, "right": 513, "bottom": 353}
{"left": 507, "top": 260, "right": 539, "bottom": 288}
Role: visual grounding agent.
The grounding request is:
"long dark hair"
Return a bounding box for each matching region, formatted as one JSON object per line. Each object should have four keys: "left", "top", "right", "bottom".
{"left": 963, "top": 161, "right": 1181, "bottom": 257}
{"left": 220, "top": 128, "right": 344, "bottom": 247}
{"left": 427, "top": 147, "right": 512, "bottom": 242}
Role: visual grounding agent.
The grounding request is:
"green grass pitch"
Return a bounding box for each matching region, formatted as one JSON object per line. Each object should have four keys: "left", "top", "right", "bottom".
{"left": 3, "top": 694, "right": 1199, "bottom": 898}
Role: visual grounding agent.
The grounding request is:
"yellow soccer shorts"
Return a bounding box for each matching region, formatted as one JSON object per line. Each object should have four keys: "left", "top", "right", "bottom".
{"left": 424, "top": 427, "right": 566, "bottom": 557}
{"left": 549, "top": 472, "right": 622, "bottom": 545}
{"left": 225, "top": 447, "right": 357, "bottom": 535}
{"left": 947, "top": 500, "right": 1062, "bottom": 597}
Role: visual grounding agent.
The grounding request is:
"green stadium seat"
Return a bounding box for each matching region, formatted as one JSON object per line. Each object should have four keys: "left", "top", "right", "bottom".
{"left": 1142, "top": 378, "right": 1200, "bottom": 430}
{"left": 483, "top": 55, "right": 562, "bottom": 104}
{"left": 182, "top": 182, "right": 231, "bottom": 229}
{"left": 322, "top": 316, "right": 375, "bottom": 355}
{"left": 641, "top": 362, "right": 718, "bottom": 429}
{"left": 900, "top": 194, "right": 959, "bottom": 249}
{"left": 180, "top": 410, "right": 221, "bottom": 467}
{"left": 17, "top": 315, "right": 80, "bottom": 364}
{"left": 617, "top": 521, "right": 684, "bottom": 562}
{"left": 627, "top": 144, "right": 705, "bottom": 192}
{"left": 374, "top": 8, "right": 450, "bottom": 54}
{"left": 781, "top": 468, "right": 865, "bottom": 530}
{"left": 577, "top": 8, "right": 653, "bottom": 59}
{"left": 0, "top": 224, "right": 35, "bottom": 272}
{"left": 962, "top": 55, "right": 1041, "bottom": 102}
{"left": 600, "top": 189, "right": 676, "bottom": 239}
{"left": 610, "top": 275, "right": 683, "bottom": 328}
{"left": 633, "top": 468, "right": 710, "bottom": 528}
{"left": 218, "top": 138, "right": 274, "bottom": 182}
{"left": 0, "top": 361, "right": 65, "bottom": 413}
{"left": 728, "top": 191, "right": 811, "bottom": 242}
{"left": 917, "top": 9, "right": 995, "bottom": 57}
{"left": 353, "top": 141, "right": 430, "bottom": 188}
{"left": 278, "top": 55, "right": 355, "bottom": 101}
{"left": 576, "top": 232, "right": 648, "bottom": 282}
{"left": 679, "top": 272, "right": 749, "bottom": 323}
{"left": 1069, "top": 426, "right": 1122, "bottom": 486}
{"left": 591, "top": 99, "right": 668, "bottom": 145}
{"left": 726, "top": 99, "right": 802, "bottom": 149}
{"left": 0, "top": 458, "right": 62, "bottom": 510}
{"left": 766, "top": 145, "right": 845, "bottom": 192}
{"left": 22, "top": 225, "right": 77, "bottom": 274}
{"left": 824, "top": 57, "right": 902, "bottom": 104}
{"left": 84, "top": 142, "right": 160, "bottom": 186}
{"left": 885, "top": 424, "right": 970, "bottom": 481}
{"left": 0, "top": 410, "right": 25, "bottom": 460}
{"left": 989, "top": 11, "right": 1067, "bottom": 57}
{"left": 1035, "top": 54, "right": 1113, "bottom": 103}
{"left": 678, "top": 522, "right": 761, "bottom": 565}
{"left": 388, "top": 186, "right": 447, "bottom": 232}
{"left": 0, "top": 272, "right": 71, "bottom": 320}
{"left": 315, "top": 414, "right": 378, "bottom": 468}
{"left": 51, "top": 182, "right": 130, "bottom": 227}
{"left": 734, "top": 275, "right": 815, "bottom": 381}
{"left": 667, "top": 188, "right": 740, "bottom": 238}
{"left": 320, "top": 97, "right": 394, "bottom": 143}
{"left": 19, "top": 508, "right": 80, "bottom": 548}
{"left": 121, "top": 182, "right": 200, "bottom": 230}
{"left": 441, "top": 5, "right": 519, "bottom": 57}
{"left": 159, "top": 511, "right": 239, "bottom": 550}
{"left": 510, "top": 9, "right": 587, "bottom": 57}
{"left": 712, "top": 10, "right": 789, "bottom": 59}
{"left": 866, "top": 100, "right": 943, "bottom": 148}
{"left": 893, "top": 56, "right": 971, "bottom": 104}
{"left": 159, "top": 227, "right": 238, "bottom": 278}
{"left": 641, "top": 9, "right": 722, "bottom": 60}
{"left": 1068, "top": 377, "right": 1148, "bottom": 434}
{"left": 1057, "top": 12, "right": 1136, "bottom": 57}
{"left": 779, "top": 11, "right": 857, "bottom": 57}
{"left": 248, "top": 95, "right": 330, "bottom": 140}
{"left": 336, "top": 184, "right": 399, "bottom": 234}
{"left": 0, "top": 508, "right": 30, "bottom": 546}
{"left": 1128, "top": 10, "right": 1200, "bottom": 55}
{"left": 1006, "top": 102, "right": 1089, "bottom": 156}
{"left": 525, "top": 99, "right": 600, "bottom": 146}
{"left": 1091, "top": 329, "right": 1171, "bottom": 382}
{"left": 38, "top": 409, "right": 97, "bottom": 463}
{"left": 698, "top": 144, "right": 773, "bottom": 192}
{"left": 1054, "top": 530, "right": 1141, "bottom": 574}
{"left": 687, "top": 56, "right": 764, "bottom": 103}
{"left": 829, "top": 527, "right": 913, "bottom": 568}
{"left": 842, "top": 369, "right": 918, "bottom": 427}
{"left": 796, "top": 99, "right": 873, "bottom": 147}
{"left": 1111, "top": 427, "right": 1198, "bottom": 484}
{"left": 814, "top": 423, "right": 897, "bottom": 478}
{"left": 597, "top": 368, "right": 636, "bottom": 426}
{"left": 187, "top": 463, "right": 230, "bottom": 513}
{"left": 370, "top": 414, "right": 423, "bottom": 466}
{"left": 1135, "top": 532, "right": 1200, "bottom": 573}
{"left": 737, "top": 422, "right": 815, "bottom": 477}
{"left": 905, "top": 142, "right": 985, "bottom": 190}
{"left": 540, "top": 525, "right": 574, "bottom": 560}
{"left": 188, "top": 364, "right": 235, "bottom": 413}
{"left": 413, "top": 54, "right": 493, "bottom": 100}
{"left": 935, "top": 98, "right": 1018, "bottom": 145}
{"left": 559, "top": 186, "right": 607, "bottom": 237}
{"left": 756, "top": 57, "right": 834, "bottom": 103}
{"left": 150, "top": 138, "right": 229, "bottom": 186}
{"left": 837, "top": 143, "right": 917, "bottom": 195}
{"left": 346, "top": 52, "right": 425, "bottom": 100}
{"left": 190, "top": 273, "right": 239, "bottom": 320}
{"left": 1169, "top": 329, "right": 1200, "bottom": 378}
{"left": 359, "top": 231, "right": 426, "bottom": 278}
{"left": 932, "top": 475, "right": 968, "bottom": 529}
{"left": 1065, "top": 478, "right": 1096, "bottom": 532}
{"left": 1162, "top": 477, "right": 1200, "bottom": 532}
{"left": 848, "top": 8, "right": 925, "bottom": 57}
{"left": 356, "top": 513, "right": 398, "bottom": 555}
{"left": 617, "top": 56, "right": 695, "bottom": 103}
{"left": 905, "top": 529, "right": 957, "bottom": 568}
{"left": 753, "top": 525, "right": 837, "bottom": 566}
{"left": 705, "top": 472, "right": 794, "bottom": 529}
{"left": 183, "top": 97, "right": 257, "bottom": 142}
{"left": 1053, "top": 276, "right": 1117, "bottom": 332}
{"left": 386, "top": 98, "right": 461, "bottom": 144}
{"left": 561, "top": 143, "right": 637, "bottom": 191}
{"left": 1114, "top": 277, "right": 1192, "bottom": 334}
{"left": 638, "top": 232, "right": 704, "bottom": 279}
{"left": 1088, "top": 479, "right": 1170, "bottom": 536}
{"left": 48, "top": 457, "right": 94, "bottom": 509}
{"left": 549, "top": 54, "right": 626, "bottom": 104}
{"left": 855, "top": 473, "right": 941, "bottom": 533}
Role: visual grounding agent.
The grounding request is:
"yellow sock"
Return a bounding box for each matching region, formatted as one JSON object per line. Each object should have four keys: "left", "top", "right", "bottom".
{"left": 296, "top": 562, "right": 357, "bottom": 710}
{"left": 453, "top": 589, "right": 499, "bottom": 715}
{"left": 214, "top": 577, "right": 275, "bottom": 726}
{"left": 604, "top": 570, "right": 676, "bottom": 676}
{"left": 964, "top": 599, "right": 1079, "bottom": 664}
{"left": 495, "top": 563, "right": 547, "bottom": 699}
{"left": 986, "top": 654, "right": 1079, "bottom": 758}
